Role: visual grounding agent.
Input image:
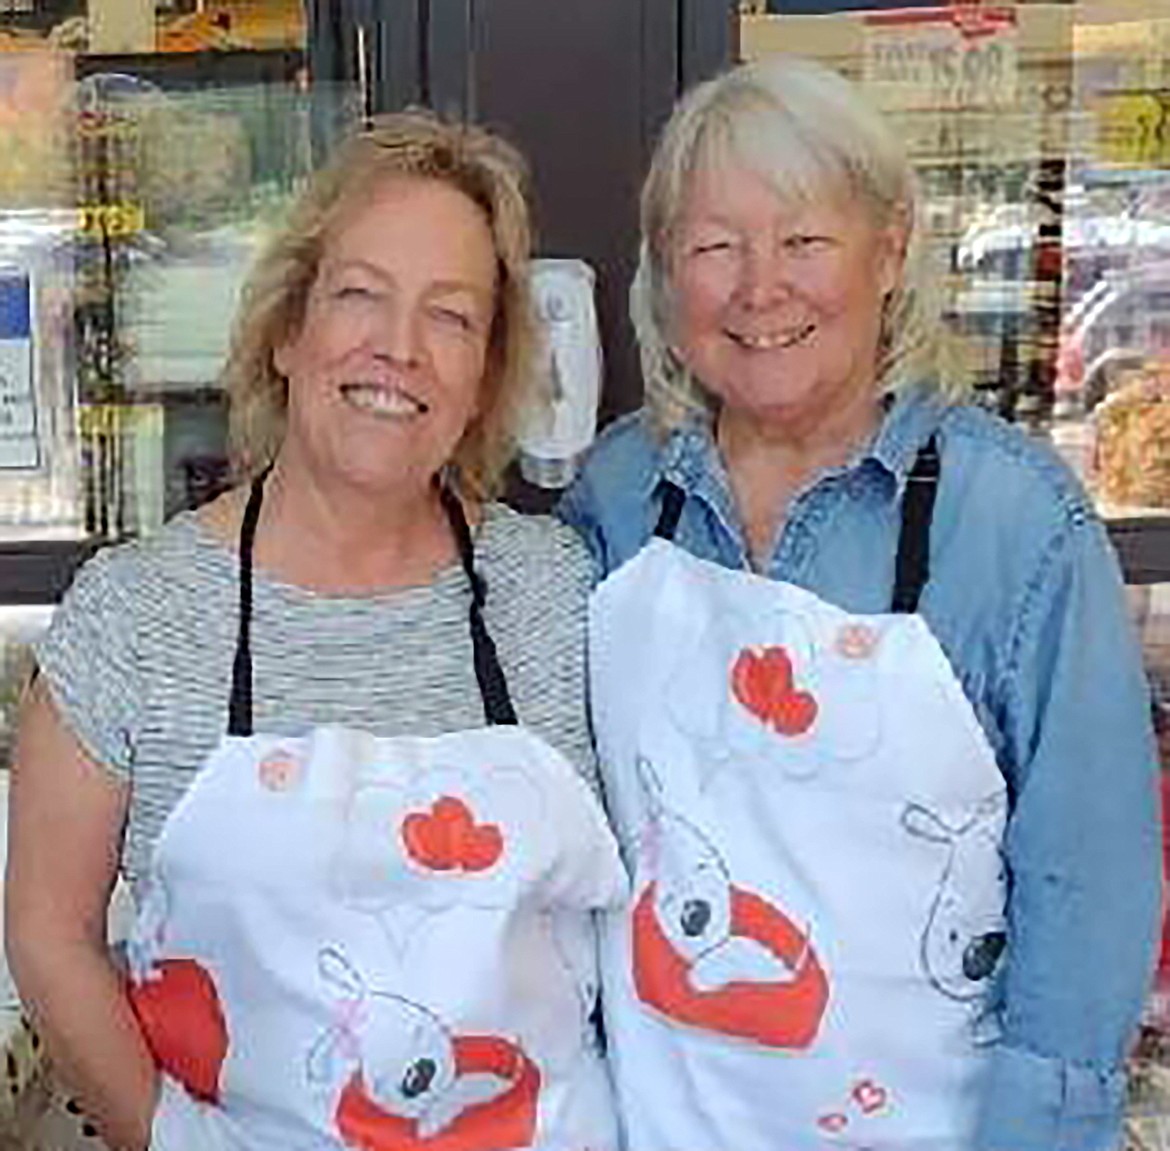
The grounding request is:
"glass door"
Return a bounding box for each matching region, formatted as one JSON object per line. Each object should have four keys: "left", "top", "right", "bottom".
{"left": 0, "top": 0, "right": 359, "bottom": 545}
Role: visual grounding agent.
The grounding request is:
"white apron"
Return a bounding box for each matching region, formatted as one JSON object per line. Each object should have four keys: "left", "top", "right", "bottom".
{"left": 126, "top": 476, "right": 628, "bottom": 1151}
{"left": 589, "top": 440, "right": 1009, "bottom": 1151}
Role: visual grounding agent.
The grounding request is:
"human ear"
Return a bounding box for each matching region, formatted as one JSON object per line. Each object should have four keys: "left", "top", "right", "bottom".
{"left": 876, "top": 205, "right": 912, "bottom": 298}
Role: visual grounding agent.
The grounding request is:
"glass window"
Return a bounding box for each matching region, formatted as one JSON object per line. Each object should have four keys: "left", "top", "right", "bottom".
{"left": 741, "top": 0, "right": 1170, "bottom": 523}
{"left": 0, "top": 0, "right": 356, "bottom": 540}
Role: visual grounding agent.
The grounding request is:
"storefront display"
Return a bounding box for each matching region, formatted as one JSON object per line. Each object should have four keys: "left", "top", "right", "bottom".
{"left": 0, "top": 0, "right": 1162, "bottom": 1143}
{"left": 1095, "top": 363, "right": 1170, "bottom": 509}
{"left": 0, "top": 0, "right": 354, "bottom": 547}
{"left": 0, "top": 49, "right": 84, "bottom": 539}
{"left": 742, "top": 0, "right": 1170, "bottom": 541}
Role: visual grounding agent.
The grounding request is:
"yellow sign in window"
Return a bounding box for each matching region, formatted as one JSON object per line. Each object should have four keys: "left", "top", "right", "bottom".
{"left": 1094, "top": 91, "right": 1170, "bottom": 168}
{"left": 76, "top": 202, "right": 145, "bottom": 238}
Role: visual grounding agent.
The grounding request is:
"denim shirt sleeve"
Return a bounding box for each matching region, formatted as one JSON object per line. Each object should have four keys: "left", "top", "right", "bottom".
{"left": 557, "top": 471, "right": 610, "bottom": 578}
{"left": 976, "top": 510, "right": 1161, "bottom": 1151}
{"left": 557, "top": 413, "right": 663, "bottom": 579}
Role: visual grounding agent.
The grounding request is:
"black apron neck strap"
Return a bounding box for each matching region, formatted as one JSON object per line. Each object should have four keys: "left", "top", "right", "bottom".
{"left": 226, "top": 474, "right": 519, "bottom": 739}
{"left": 649, "top": 439, "right": 942, "bottom": 616}
{"left": 228, "top": 469, "right": 267, "bottom": 737}
{"left": 890, "top": 435, "right": 941, "bottom": 615}
{"left": 437, "top": 484, "right": 518, "bottom": 726}
{"left": 653, "top": 482, "right": 686, "bottom": 541}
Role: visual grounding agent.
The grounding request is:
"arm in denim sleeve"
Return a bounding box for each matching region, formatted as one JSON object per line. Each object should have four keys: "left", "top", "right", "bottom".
{"left": 975, "top": 511, "right": 1160, "bottom": 1151}
{"left": 556, "top": 468, "right": 613, "bottom": 578}
{"left": 556, "top": 411, "right": 667, "bottom": 579}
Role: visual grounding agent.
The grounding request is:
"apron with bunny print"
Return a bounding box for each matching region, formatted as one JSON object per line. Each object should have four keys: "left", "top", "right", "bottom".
{"left": 590, "top": 439, "right": 1008, "bottom": 1151}
{"left": 126, "top": 473, "right": 628, "bottom": 1151}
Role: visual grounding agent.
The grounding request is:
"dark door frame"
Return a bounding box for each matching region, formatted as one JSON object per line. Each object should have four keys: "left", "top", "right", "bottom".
{"left": 309, "top": 0, "right": 738, "bottom": 442}
{"left": 315, "top": 0, "right": 738, "bottom": 127}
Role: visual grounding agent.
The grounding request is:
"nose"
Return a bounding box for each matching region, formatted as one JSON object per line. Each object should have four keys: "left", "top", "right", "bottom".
{"left": 370, "top": 300, "right": 423, "bottom": 367}
{"left": 737, "top": 244, "right": 794, "bottom": 311}
{"left": 962, "top": 932, "right": 1006, "bottom": 982}
{"left": 680, "top": 898, "right": 713, "bottom": 939}
{"left": 400, "top": 1056, "right": 438, "bottom": 1100}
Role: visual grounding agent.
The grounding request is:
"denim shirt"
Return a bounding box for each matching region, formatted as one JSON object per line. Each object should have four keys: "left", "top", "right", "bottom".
{"left": 559, "top": 385, "right": 1161, "bottom": 1151}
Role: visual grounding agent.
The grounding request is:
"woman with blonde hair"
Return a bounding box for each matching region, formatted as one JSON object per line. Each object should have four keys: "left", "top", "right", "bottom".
{"left": 8, "top": 111, "right": 625, "bottom": 1151}
{"left": 562, "top": 55, "right": 1158, "bottom": 1150}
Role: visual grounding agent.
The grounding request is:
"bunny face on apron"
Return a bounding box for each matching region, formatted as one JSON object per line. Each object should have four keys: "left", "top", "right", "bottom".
{"left": 590, "top": 440, "right": 1009, "bottom": 1151}
{"left": 126, "top": 475, "right": 628, "bottom": 1151}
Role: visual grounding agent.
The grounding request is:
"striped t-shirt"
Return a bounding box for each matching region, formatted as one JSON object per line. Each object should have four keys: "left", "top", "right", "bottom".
{"left": 35, "top": 503, "right": 598, "bottom": 896}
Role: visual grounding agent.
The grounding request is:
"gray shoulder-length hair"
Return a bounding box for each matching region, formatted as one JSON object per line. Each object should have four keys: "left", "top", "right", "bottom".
{"left": 632, "top": 54, "right": 963, "bottom": 433}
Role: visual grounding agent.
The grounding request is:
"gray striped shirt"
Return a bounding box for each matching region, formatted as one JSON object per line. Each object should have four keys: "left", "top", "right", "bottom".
{"left": 34, "top": 504, "right": 597, "bottom": 896}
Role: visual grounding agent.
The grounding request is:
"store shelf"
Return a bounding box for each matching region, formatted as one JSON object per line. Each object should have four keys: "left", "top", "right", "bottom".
{"left": 76, "top": 48, "right": 304, "bottom": 89}
{"left": 0, "top": 499, "right": 1157, "bottom": 606}
{"left": 0, "top": 541, "right": 95, "bottom": 606}
{"left": 1108, "top": 514, "right": 1170, "bottom": 586}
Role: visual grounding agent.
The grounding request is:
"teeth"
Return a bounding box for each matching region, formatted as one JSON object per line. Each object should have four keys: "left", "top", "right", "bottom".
{"left": 733, "top": 324, "right": 815, "bottom": 351}
{"left": 341, "top": 383, "right": 428, "bottom": 417}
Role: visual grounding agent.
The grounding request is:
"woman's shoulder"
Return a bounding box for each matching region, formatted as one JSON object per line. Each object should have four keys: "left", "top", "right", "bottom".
{"left": 570, "top": 409, "right": 662, "bottom": 505}
{"left": 556, "top": 410, "right": 668, "bottom": 574}
{"left": 478, "top": 503, "right": 595, "bottom": 592}
{"left": 66, "top": 502, "right": 234, "bottom": 613}
{"left": 935, "top": 401, "right": 1098, "bottom": 544}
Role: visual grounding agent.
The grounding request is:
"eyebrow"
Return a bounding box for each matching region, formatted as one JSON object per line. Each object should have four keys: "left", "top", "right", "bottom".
{"left": 324, "top": 258, "right": 494, "bottom": 301}
{"left": 680, "top": 214, "right": 740, "bottom": 232}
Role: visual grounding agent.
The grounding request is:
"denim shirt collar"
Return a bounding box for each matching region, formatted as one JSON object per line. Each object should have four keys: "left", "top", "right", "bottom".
{"left": 652, "top": 383, "right": 951, "bottom": 521}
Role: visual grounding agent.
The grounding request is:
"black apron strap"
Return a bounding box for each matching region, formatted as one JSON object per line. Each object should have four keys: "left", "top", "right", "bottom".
{"left": 653, "top": 482, "right": 686, "bottom": 541}
{"left": 227, "top": 471, "right": 267, "bottom": 737}
{"left": 891, "top": 436, "right": 941, "bottom": 615}
{"left": 227, "top": 474, "right": 519, "bottom": 736}
{"left": 438, "top": 484, "right": 519, "bottom": 727}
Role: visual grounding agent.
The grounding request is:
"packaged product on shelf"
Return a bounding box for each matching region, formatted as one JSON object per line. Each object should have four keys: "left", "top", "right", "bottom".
{"left": 1094, "top": 362, "right": 1170, "bottom": 510}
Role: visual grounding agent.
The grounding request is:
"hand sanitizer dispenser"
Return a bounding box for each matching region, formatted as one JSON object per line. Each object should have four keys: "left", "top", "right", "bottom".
{"left": 518, "top": 258, "right": 602, "bottom": 489}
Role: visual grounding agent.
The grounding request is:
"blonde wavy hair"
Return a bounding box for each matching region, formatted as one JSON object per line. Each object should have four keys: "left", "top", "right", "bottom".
{"left": 632, "top": 54, "right": 962, "bottom": 433}
{"left": 222, "top": 109, "right": 538, "bottom": 501}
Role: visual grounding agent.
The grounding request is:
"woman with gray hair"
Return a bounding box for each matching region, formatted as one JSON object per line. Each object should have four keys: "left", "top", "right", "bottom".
{"left": 561, "top": 55, "right": 1158, "bottom": 1150}
{"left": 8, "top": 111, "right": 626, "bottom": 1150}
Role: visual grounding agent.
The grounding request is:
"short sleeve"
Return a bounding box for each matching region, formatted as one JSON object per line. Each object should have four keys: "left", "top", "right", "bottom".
{"left": 33, "top": 546, "right": 143, "bottom": 781}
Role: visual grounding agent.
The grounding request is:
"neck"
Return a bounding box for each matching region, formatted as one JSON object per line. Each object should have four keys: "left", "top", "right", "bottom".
{"left": 254, "top": 452, "right": 460, "bottom": 594}
{"left": 716, "top": 385, "right": 881, "bottom": 568}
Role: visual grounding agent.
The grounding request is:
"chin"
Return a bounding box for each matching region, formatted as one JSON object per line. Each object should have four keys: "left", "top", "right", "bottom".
{"left": 330, "top": 454, "right": 430, "bottom": 498}
{"left": 723, "top": 381, "right": 822, "bottom": 422}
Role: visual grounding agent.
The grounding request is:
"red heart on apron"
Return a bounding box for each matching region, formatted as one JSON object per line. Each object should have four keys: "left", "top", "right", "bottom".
{"left": 731, "top": 646, "right": 818, "bottom": 736}
{"left": 817, "top": 1113, "right": 849, "bottom": 1133}
{"left": 852, "top": 1079, "right": 888, "bottom": 1114}
{"left": 402, "top": 796, "right": 504, "bottom": 873}
{"left": 127, "top": 958, "right": 228, "bottom": 1104}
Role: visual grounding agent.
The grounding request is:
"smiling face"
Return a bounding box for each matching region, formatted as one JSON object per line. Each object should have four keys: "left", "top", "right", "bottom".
{"left": 669, "top": 165, "right": 906, "bottom": 434}
{"left": 274, "top": 175, "right": 499, "bottom": 497}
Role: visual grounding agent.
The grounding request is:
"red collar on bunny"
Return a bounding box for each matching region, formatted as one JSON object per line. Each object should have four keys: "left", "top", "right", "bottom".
{"left": 632, "top": 881, "right": 830, "bottom": 1049}
{"left": 335, "top": 1034, "right": 541, "bottom": 1151}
